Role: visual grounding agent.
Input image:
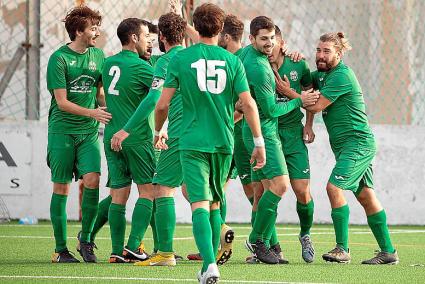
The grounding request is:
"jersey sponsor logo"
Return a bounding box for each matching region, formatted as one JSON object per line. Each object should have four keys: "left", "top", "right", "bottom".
{"left": 334, "top": 175, "right": 345, "bottom": 180}
{"left": 151, "top": 78, "right": 164, "bottom": 90}
{"left": 70, "top": 60, "right": 76, "bottom": 66}
{"left": 69, "top": 75, "right": 96, "bottom": 93}
{"left": 290, "top": 70, "right": 298, "bottom": 81}
{"left": 88, "top": 61, "right": 97, "bottom": 71}
{"left": 302, "top": 168, "right": 310, "bottom": 174}
{"left": 240, "top": 174, "right": 248, "bottom": 180}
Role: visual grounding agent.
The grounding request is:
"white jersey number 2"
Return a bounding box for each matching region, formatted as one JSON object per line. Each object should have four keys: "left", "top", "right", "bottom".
{"left": 191, "top": 59, "right": 226, "bottom": 94}
{"left": 108, "top": 66, "right": 121, "bottom": 96}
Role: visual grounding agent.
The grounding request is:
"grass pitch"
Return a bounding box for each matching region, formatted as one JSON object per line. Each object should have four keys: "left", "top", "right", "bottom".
{"left": 0, "top": 222, "right": 424, "bottom": 283}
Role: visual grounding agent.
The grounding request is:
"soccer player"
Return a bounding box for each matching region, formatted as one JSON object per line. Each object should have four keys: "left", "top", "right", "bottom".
{"left": 102, "top": 18, "right": 155, "bottom": 263}
{"left": 111, "top": 12, "right": 187, "bottom": 266}
{"left": 239, "top": 16, "right": 319, "bottom": 264}
{"left": 268, "top": 25, "right": 315, "bottom": 263}
{"left": 86, "top": 20, "right": 161, "bottom": 256}
{"left": 154, "top": 3, "right": 265, "bottom": 282}
{"left": 46, "top": 6, "right": 109, "bottom": 263}
{"left": 307, "top": 32, "right": 398, "bottom": 264}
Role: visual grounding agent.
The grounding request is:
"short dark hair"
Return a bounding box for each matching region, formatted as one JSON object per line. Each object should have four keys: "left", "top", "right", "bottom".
{"left": 193, "top": 3, "right": 225, "bottom": 38}
{"left": 274, "top": 25, "right": 282, "bottom": 38}
{"left": 63, "top": 6, "right": 102, "bottom": 41}
{"left": 250, "top": 16, "right": 274, "bottom": 37}
{"left": 147, "top": 21, "right": 159, "bottom": 34}
{"left": 158, "top": 12, "right": 187, "bottom": 45}
{"left": 117, "top": 18, "right": 149, "bottom": 45}
{"left": 222, "top": 14, "right": 244, "bottom": 41}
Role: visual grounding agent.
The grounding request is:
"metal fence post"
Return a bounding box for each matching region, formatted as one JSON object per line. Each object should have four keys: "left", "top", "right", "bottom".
{"left": 25, "top": 0, "right": 41, "bottom": 120}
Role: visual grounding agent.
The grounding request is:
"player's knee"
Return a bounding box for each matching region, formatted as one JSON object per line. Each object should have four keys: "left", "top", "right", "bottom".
{"left": 82, "top": 173, "right": 100, "bottom": 189}
{"left": 156, "top": 185, "right": 175, "bottom": 198}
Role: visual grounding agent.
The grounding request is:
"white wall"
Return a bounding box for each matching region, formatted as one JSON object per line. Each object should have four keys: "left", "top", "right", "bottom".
{"left": 1, "top": 121, "right": 424, "bottom": 225}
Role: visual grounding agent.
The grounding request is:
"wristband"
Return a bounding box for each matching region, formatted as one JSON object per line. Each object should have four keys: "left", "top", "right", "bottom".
{"left": 154, "top": 130, "right": 160, "bottom": 136}
{"left": 253, "top": 136, "right": 265, "bottom": 147}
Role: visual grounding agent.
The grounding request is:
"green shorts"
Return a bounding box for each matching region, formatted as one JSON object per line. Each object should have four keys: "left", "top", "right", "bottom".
{"left": 278, "top": 126, "right": 310, "bottom": 179}
{"left": 104, "top": 141, "right": 155, "bottom": 189}
{"left": 234, "top": 126, "right": 252, "bottom": 185}
{"left": 244, "top": 134, "right": 288, "bottom": 182}
{"left": 47, "top": 132, "right": 101, "bottom": 183}
{"left": 180, "top": 150, "right": 232, "bottom": 204}
{"left": 227, "top": 159, "right": 238, "bottom": 180}
{"left": 329, "top": 142, "right": 376, "bottom": 193}
{"left": 153, "top": 137, "right": 183, "bottom": 188}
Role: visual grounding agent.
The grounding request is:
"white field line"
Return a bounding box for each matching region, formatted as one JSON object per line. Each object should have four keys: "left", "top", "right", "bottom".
{"left": 1, "top": 224, "right": 422, "bottom": 232}
{"left": 0, "top": 275, "right": 330, "bottom": 284}
{"left": 0, "top": 229, "right": 424, "bottom": 241}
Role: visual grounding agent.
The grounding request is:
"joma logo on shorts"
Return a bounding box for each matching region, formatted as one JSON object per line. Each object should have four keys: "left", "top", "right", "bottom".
{"left": 334, "top": 175, "right": 345, "bottom": 180}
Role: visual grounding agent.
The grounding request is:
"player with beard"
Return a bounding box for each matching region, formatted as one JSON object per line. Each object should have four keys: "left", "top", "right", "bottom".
{"left": 46, "top": 5, "right": 109, "bottom": 263}
{"left": 111, "top": 12, "right": 187, "bottom": 266}
{"left": 240, "top": 16, "right": 319, "bottom": 264}
{"left": 307, "top": 32, "right": 398, "bottom": 265}
{"left": 102, "top": 18, "right": 156, "bottom": 263}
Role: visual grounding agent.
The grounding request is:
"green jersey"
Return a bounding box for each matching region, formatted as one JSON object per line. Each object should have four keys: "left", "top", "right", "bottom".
{"left": 233, "top": 48, "right": 244, "bottom": 138}
{"left": 149, "top": 54, "right": 162, "bottom": 67}
{"left": 164, "top": 43, "right": 249, "bottom": 154}
{"left": 239, "top": 45, "right": 302, "bottom": 138}
{"left": 277, "top": 57, "right": 312, "bottom": 128}
{"left": 103, "top": 50, "right": 154, "bottom": 145}
{"left": 124, "top": 46, "right": 184, "bottom": 139}
{"left": 46, "top": 45, "right": 104, "bottom": 134}
{"left": 311, "top": 61, "right": 375, "bottom": 149}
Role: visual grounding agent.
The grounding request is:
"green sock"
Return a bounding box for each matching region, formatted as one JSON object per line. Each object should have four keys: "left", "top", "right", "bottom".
{"left": 192, "top": 208, "right": 215, "bottom": 273}
{"left": 331, "top": 204, "right": 350, "bottom": 251}
{"left": 220, "top": 197, "right": 227, "bottom": 225}
{"left": 91, "top": 195, "right": 112, "bottom": 242}
{"left": 150, "top": 199, "right": 159, "bottom": 252}
{"left": 248, "top": 211, "right": 257, "bottom": 243}
{"left": 367, "top": 210, "right": 395, "bottom": 253}
{"left": 108, "top": 203, "right": 126, "bottom": 255}
{"left": 267, "top": 220, "right": 279, "bottom": 247}
{"left": 210, "top": 209, "right": 221, "bottom": 256}
{"left": 80, "top": 187, "right": 99, "bottom": 242}
{"left": 253, "top": 190, "right": 281, "bottom": 241}
{"left": 297, "top": 200, "right": 314, "bottom": 236}
{"left": 248, "top": 197, "right": 254, "bottom": 205}
{"left": 155, "top": 197, "right": 176, "bottom": 252}
{"left": 50, "top": 193, "right": 68, "bottom": 252}
{"left": 126, "top": 198, "right": 153, "bottom": 251}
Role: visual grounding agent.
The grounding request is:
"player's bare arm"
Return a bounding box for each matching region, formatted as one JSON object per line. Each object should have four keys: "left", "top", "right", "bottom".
{"left": 53, "top": 89, "right": 111, "bottom": 124}
{"left": 154, "top": 87, "right": 176, "bottom": 147}
{"left": 305, "top": 95, "right": 332, "bottom": 114}
{"left": 96, "top": 82, "right": 106, "bottom": 107}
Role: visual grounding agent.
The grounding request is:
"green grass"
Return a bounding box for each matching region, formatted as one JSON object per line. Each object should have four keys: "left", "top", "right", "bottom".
{"left": 0, "top": 221, "right": 424, "bottom": 283}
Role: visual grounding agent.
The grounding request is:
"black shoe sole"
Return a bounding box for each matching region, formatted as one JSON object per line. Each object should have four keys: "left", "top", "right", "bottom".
{"left": 224, "top": 229, "right": 234, "bottom": 243}
{"left": 322, "top": 255, "right": 350, "bottom": 264}
{"left": 205, "top": 276, "right": 219, "bottom": 284}
{"left": 216, "top": 249, "right": 232, "bottom": 265}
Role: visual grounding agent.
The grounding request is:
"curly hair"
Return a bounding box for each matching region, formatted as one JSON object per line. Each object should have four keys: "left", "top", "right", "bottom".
{"left": 63, "top": 6, "right": 102, "bottom": 41}
{"left": 193, "top": 3, "right": 225, "bottom": 38}
{"left": 158, "top": 12, "right": 187, "bottom": 45}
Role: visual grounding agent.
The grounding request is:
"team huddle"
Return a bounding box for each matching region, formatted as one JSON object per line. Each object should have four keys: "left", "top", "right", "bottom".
{"left": 46, "top": 2, "right": 399, "bottom": 283}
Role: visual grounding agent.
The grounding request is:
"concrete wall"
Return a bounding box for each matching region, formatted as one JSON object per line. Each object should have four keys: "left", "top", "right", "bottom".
{"left": 1, "top": 121, "right": 424, "bottom": 225}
